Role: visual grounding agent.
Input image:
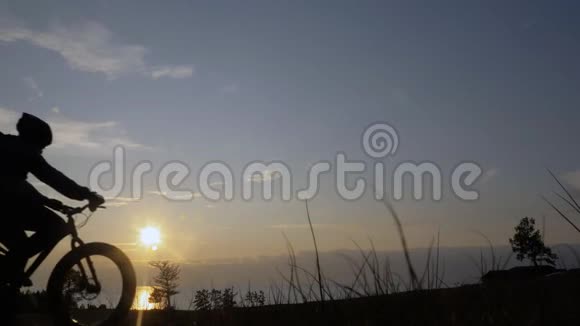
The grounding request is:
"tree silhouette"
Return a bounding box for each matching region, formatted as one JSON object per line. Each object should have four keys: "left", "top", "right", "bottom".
{"left": 148, "top": 261, "right": 180, "bottom": 310}
{"left": 509, "top": 217, "right": 558, "bottom": 267}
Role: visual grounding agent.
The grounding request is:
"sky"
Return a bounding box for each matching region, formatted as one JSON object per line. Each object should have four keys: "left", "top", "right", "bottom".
{"left": 1, "top": 0, "right": 580, "bottom": 295}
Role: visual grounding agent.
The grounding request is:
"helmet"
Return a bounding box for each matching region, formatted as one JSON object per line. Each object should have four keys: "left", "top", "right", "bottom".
{"left": 17, "top": 113, "right": 53, "bottom": 148}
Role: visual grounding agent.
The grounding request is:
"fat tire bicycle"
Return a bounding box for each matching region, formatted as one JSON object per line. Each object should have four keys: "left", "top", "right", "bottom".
{"left": 0, "top": 205, "right": 136, "bottom": 326}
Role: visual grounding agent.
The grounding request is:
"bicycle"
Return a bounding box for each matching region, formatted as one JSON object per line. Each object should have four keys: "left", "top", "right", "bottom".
{"left": 0, "top": 204, "right": 136, "bottom": 325}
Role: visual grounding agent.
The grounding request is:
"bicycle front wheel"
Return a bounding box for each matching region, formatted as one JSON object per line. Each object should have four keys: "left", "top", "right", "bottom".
{"left": 47, "top": 242, "right": 136, "bottom": 326}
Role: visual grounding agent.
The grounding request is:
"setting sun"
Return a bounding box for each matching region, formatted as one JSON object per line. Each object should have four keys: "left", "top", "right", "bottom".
{"left": 139, "top": 227, "right": 161, "bottom": 250}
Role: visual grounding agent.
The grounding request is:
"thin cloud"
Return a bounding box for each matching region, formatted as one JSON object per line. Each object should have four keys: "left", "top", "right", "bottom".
{"left": 0, "top": 107, "right": 19, "bottom": 131}
{"left": 0, "top": 21, "right": 193, "bottom": 80}
{"left": 268, "top": 223, "right": 358, "bottom": 231}
{"left": 49, "top": 117, "right": 148, "bottom": 152}
{"left": 247, "top": 169, "right": 282, "bottom": 183}
{"left": 148, "top": 190, "right": 201, "bottom": 200}
{"left": 150, "top": 65, "right": 194, "bottom": 79}
{"left": 105, "top": 196, "right": 140, "bottom": 202}
{"left": 0, "top": 107, "right": 148, "bottom": 154}
{"left": 480, "top": 168, "right": 499, "bottom": 184}
{"left": 104, "top": 196, "right": 141, "bottom": 207}
{"left": 562, "top": 170, "right": 580, "bottom": 190}
{"left": 219, "top": 83, "right": 239, "bottom": 95}
{"left": 104, "top": 201, "right": 129, "bottom": 208}
{"left": 22, "top": 77, "right": 43, "bottom": 100}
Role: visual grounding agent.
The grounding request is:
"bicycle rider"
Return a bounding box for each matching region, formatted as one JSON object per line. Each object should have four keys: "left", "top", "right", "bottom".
{"left": 0, "top": 113, "right": 105, "bottom": 286}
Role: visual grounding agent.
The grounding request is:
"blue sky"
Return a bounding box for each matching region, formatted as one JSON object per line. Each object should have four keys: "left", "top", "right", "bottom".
{"left": 1, "top": 0, "right": 580, "bottom": 270}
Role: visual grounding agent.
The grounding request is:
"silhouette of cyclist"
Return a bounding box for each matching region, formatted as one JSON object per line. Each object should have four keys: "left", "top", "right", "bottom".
{"left": 0, "top": 113, "right": 104, "bottom": 285}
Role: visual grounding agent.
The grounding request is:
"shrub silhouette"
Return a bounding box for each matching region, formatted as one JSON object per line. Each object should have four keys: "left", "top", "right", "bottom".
{"left": 193, "top": 289, "right": 211, "bottom": 311}
{"left": 192, "top": 287, "right": 237, "bottom": 311}
{"left": 244, "top": 290, "right": 265, "bottom": 307}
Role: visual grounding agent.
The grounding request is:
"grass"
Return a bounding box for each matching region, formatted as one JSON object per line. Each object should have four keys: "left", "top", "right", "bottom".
{"left": 468, "top": 232, "right": 513, "bottom": 278}
{"left": 304, "top": 200, "right": 324, "bottom": 303}
{"left": 544, "top": 169, "right": 580, "bottom": 234}
{"left": 269, "top": 198, "right": 449, "bottom": 304}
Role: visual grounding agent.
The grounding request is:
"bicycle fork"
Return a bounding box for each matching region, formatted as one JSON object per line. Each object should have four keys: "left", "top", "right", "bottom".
{"left": 71, "top": 238, "right": 101, "bottom": 294}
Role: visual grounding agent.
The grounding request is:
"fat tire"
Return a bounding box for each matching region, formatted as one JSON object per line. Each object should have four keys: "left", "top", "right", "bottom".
{"left": 47, "top": 242, "right": 136, "bottom": 326}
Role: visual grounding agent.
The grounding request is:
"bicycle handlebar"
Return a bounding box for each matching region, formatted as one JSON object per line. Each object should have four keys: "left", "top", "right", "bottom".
{"left": 61, "top": 204, "right": 106, "bottom": 217}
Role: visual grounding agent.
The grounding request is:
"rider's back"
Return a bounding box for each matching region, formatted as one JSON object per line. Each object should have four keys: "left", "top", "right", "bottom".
{"left": 0, "top": 132, "right": 41, "bottom": 196}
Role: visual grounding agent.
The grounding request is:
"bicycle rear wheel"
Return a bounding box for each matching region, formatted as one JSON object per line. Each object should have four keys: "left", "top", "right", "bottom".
{"left": 47, "top": 242, "right": 136, "bottom": 326}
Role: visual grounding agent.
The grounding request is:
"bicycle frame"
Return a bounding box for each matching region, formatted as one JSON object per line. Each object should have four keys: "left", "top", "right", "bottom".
{"left": 23, "top": 205, "right": 101, "bottom": 292}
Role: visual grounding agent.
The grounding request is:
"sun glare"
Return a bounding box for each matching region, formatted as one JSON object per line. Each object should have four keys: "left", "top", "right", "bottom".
{"left": 139, "top": 226, "right": 161, "bottom": 250}
{"left": 133, "top": 286, "right": 157, "bottom": 310}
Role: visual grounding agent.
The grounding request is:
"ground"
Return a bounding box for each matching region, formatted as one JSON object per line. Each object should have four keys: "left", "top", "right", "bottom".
{"left": 12, "top": 270, "right": 580, "bottom": 326}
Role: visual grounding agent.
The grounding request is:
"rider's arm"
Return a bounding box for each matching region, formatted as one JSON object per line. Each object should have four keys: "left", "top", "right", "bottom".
{"left": 19, "top": 180, "right": 52, "bottom": 205}
{"left": 19, "top": 181, "right": 64, "bottom": 210}
{"left": 29, "top": 155, "right": 92, "bottom": 201}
